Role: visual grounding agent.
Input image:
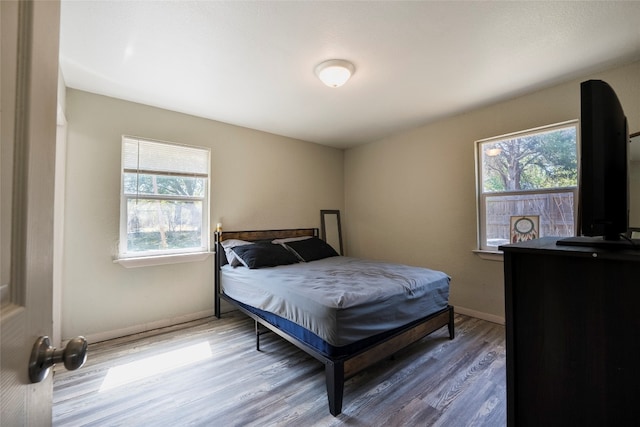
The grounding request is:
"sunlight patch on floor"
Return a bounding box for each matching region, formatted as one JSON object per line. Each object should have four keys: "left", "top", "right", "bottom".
{"left": 99, "top": 341, "right": 212, "bottom": 392}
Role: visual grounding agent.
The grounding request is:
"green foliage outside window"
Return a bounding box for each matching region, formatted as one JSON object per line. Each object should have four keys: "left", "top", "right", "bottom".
{"left": 124, "top": 174, "right": 205, "bottom": 197}
{"left": 128, "top": 230, "right": 201, "bottom": 251}
{"left": 482, "top": 127, "right": 577, "bottom": 193}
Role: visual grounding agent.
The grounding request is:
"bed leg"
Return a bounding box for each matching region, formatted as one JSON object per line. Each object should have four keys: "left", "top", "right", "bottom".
{"left": 325, "top": 360, "right": 344, "bottom": 416}
{"left": 255, "top": 320, "right": 261, "bottom": 351}
{"left": 448, "top": 306, "right": 455, "bottom": 340}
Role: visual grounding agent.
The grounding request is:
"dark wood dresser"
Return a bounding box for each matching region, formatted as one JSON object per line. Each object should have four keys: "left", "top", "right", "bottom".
{"left": 501, "top": 237, "right": 640, "bottom": 426}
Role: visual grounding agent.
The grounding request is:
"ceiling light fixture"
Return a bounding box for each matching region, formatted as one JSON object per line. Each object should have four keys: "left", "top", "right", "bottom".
{"left": 314, "top": 59, "right": 355, "bottom": 88}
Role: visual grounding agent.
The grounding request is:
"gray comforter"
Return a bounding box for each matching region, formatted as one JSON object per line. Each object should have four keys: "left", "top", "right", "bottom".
{"left": 221, "top": 256, "right": 450, "bottom": 346}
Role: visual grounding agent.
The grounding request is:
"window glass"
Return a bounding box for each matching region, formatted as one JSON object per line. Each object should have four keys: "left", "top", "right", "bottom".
{"left": 120, "top": 137, "right": 210, "bottom": 257}
{"left": 477, "top": 122, "right": 578, "bottom": 250}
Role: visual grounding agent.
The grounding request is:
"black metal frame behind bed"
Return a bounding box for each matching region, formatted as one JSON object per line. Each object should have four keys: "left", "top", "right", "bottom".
{"left": 214, "top": 228, "right": 455, "bottom": 416}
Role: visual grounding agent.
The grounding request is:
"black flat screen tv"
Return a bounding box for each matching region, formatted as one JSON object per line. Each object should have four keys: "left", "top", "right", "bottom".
{"left": 558, "top": 79, "right": 630, "bottom": 248}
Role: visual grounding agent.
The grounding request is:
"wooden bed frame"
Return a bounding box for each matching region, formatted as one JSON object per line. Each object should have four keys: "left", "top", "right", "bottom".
{"left": 214, "top": 228, "right": 455, "bottom": 416}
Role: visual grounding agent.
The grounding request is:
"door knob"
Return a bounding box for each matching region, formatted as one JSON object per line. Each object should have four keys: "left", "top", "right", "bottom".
{"left": 28, "top": 336, "right": 88, "bottom": 383}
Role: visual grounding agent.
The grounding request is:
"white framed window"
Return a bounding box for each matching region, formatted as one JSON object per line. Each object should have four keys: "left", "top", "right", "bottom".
{"left": 119, "top": 136, "right": 210, "bottom": 259}
{"left": 476, "top": 121, "right": 578, "bottom": 251}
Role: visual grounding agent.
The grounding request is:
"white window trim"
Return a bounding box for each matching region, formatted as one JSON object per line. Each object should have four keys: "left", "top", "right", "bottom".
{"left": 475, "top": 120, "right": 579, "bottom": 254}
{"left": 117, "top": 136, "right": 211, "bottom": 264}
{"left": 114, "top": 251, "right": 212, "bottom": 268}
{"left": 472, "top": 249, "right": 504, "bottom": 261}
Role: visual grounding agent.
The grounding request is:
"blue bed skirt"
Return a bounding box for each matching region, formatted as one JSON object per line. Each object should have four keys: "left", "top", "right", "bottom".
{"left": 230, "top": 296, "right": 447, "bottom": 359}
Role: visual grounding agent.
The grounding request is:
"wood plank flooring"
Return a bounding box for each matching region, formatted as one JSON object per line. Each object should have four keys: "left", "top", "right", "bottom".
{"left": 53, "top": 312, "right": 506, "bottom": 427}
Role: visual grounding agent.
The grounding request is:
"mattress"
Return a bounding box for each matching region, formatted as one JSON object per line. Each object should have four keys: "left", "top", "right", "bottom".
{"left": 221, "top": 256, "right": 450, "bottom": 349}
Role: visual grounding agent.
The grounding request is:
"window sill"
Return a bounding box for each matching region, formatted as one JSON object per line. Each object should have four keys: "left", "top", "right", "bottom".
{"left": 114, "top": 251, "right": 213, "bottom": 268}
{"left": 472, "top": 249, "right": 503, "bottom": 262}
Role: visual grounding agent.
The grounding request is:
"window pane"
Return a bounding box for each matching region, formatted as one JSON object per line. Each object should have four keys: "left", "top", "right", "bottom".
{"left": 126, "top": 199, "right": 203, "bottom": 253}
{"left": 481, "top": 126, "right": 577, "bottom": 193}
{"left": 484, "top": 191, "right": 575, "bottom": 248}
{"left": 124, "top": 173, "right": 205, "bottom": 198}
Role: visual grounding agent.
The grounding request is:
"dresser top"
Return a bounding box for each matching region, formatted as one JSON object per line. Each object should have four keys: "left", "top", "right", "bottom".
{"left": 500, "top": 236, "right": 640, "bottom": 261}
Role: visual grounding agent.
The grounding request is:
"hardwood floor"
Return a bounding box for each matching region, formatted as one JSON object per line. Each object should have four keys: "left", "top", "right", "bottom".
{"left": 53, "top": 313, "right": 506, "bottom": 426}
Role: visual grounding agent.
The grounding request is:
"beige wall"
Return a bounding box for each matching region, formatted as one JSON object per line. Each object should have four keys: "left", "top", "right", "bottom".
{"left": 62, "top": 89, "right": 344, "bottom": 341}
{"left": 344, "top": 61, "right": 640, "bottom": 322}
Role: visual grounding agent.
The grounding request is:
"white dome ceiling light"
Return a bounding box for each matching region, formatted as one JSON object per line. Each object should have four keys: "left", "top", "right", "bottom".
{"left": 314, "top": 59, "right": 355, "bottom": 88}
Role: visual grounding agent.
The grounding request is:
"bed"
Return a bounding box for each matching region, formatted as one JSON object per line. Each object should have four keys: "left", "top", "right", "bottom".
{"left": 214, "top": 228, "right": 454, "bottom": 416}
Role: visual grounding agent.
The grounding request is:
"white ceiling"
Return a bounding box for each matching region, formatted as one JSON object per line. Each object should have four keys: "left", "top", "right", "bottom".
{"left": 59, "top": 1, "right": 640, "bottom": 149}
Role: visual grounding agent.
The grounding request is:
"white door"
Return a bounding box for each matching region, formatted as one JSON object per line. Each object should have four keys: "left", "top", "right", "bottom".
{"left": 1, "top": 1, "right": 61, "bottom": 424}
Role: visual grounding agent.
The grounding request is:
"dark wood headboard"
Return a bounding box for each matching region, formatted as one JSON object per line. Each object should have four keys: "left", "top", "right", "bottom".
{"left": 215, "top": 228, "right": 318, "bottom": 243}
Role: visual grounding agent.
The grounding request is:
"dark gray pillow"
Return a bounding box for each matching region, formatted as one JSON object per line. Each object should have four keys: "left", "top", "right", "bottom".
{"left": 231, "top": 243, "right": 299, "bottom": 269}
{"left": 284, "top": 237, "right": 339, "bottom": 262}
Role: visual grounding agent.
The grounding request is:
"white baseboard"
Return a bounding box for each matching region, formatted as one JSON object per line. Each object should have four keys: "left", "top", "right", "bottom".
{"left": 80, "top": 309, "right": 216, "bottom": 344}
{"left": 454, "top": 306, "right": 505, "bottom": 325}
